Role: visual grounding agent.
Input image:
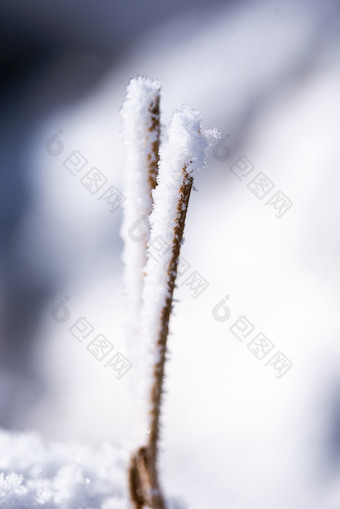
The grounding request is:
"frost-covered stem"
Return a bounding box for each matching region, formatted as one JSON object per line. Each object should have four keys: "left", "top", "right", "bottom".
{"left": 121, "top": 77, "right": 162, "bottom": 508}
{"left": 120, "top": 77, "right": 161, "bottom": 349}
{"left": 148, "top": 165, "right": 193, "bottom": 448}
{"left": 129, "top": 170, "right": 192, "bottom": 509}
{"left": 148, "top": 166, "right": 193, "bottom": 509}
{"left": 127, "top": 105, "right": 217, "bottom": 509}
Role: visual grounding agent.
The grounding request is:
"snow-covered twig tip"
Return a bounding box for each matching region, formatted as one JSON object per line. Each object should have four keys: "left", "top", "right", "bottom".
{"left": 141, "top": 105, "right": 217, "bottom": 372}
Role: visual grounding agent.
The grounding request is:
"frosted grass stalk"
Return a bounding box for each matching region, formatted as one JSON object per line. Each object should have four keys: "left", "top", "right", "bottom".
{"left": 128, "top": 105, "right": 218, "bottom": 509}
{"left": 120, "top": 76, "right": 161, "bottom": 365}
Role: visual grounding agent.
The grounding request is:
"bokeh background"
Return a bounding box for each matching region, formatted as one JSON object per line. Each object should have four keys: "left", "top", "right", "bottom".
{"left": 1, "top": 0, "right": 340, "bottom": 507}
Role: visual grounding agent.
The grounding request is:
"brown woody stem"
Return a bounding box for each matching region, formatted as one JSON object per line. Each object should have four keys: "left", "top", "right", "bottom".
{"left": 128, "top": 166, "right": 194, "bottom": 509}
{"left": 147, "top": 95, "right": 160, "bottom": 195}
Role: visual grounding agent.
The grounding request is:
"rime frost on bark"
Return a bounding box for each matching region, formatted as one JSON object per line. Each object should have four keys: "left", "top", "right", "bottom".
{"left": 120, "top": 76, "right": 161, "bottom": 356}
{"left": 139, "top": 106, "right": 217, "bottom": 442}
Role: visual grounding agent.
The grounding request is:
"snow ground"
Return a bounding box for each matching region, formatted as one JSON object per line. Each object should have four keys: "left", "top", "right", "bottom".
{"left": 0, "top": 428, "right": 126, "bottom": 509}
{"left": 0, "top": 429, "right": 185, "bottom": 509}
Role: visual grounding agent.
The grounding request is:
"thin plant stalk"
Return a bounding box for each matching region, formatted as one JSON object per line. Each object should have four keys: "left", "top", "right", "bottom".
{"left": 120, "top": 76, "right": 161, "bottom": 350}
{"left": 124, "top": 100, "right": 217, "bottom": 509}
{"left": 128, "top": 167, "right": 193, "bottom": 509}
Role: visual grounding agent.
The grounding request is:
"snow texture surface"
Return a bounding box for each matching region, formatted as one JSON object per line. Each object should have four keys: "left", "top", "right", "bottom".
{"left": 0, "top": 429, "right": 126, "bottom": 509}
{"left": 0, "top": 429, "right": 185, "bottom": 509}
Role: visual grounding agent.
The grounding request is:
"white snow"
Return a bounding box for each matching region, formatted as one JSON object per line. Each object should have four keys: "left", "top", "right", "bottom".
{"left": 120, "top": 76, "right": 161, "bottom": 359}
{"left": 0, "top": 428, "right": 126, "bottom": 509}
{"left": 0, "top": 429, "right": 185, "bottom": 509}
